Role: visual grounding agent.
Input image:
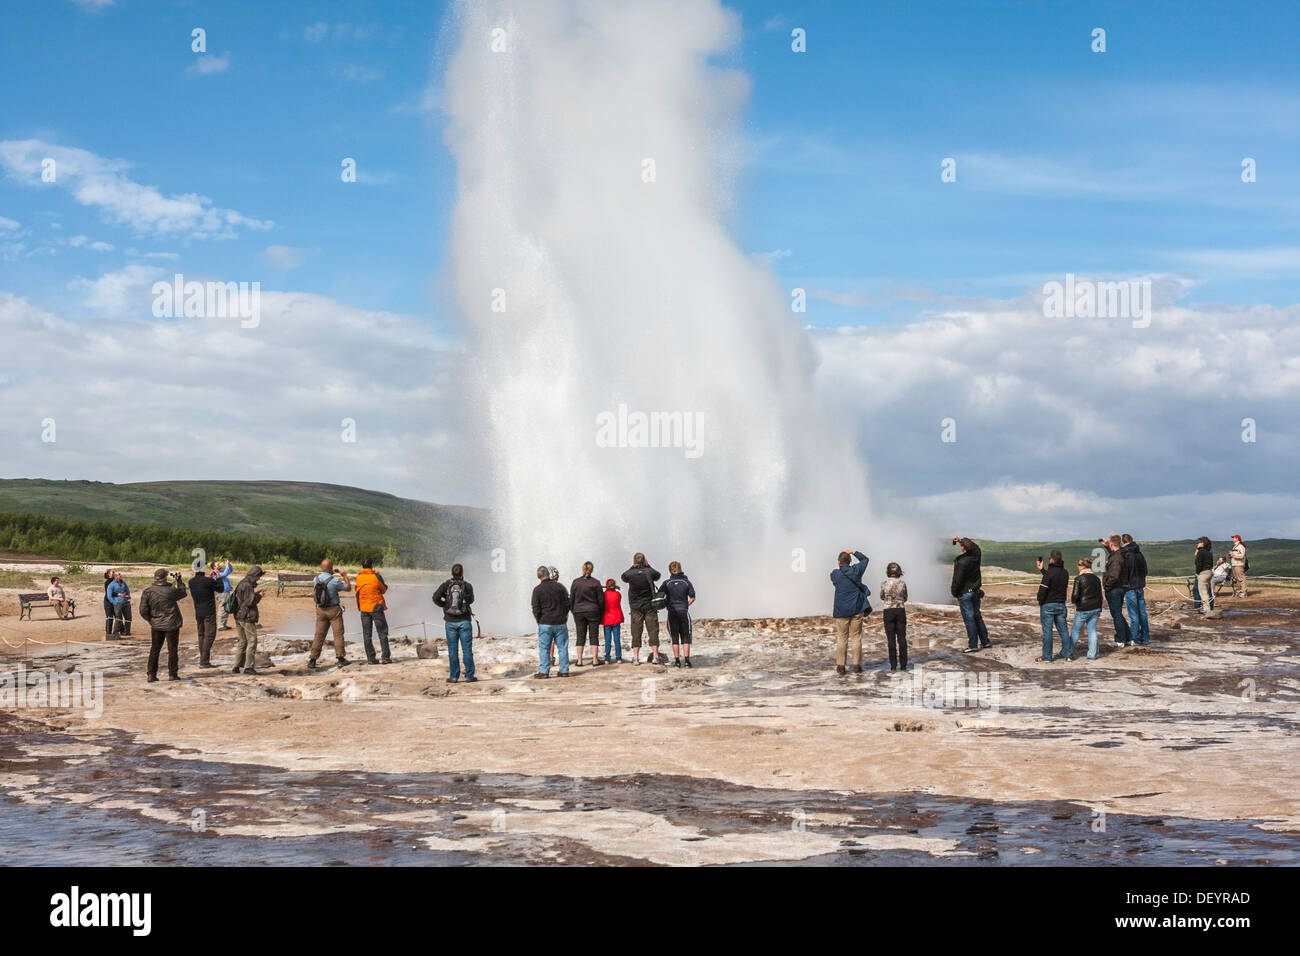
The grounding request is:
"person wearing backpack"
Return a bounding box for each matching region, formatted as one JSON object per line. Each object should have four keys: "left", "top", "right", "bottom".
{"left": 1229, "top": 534, "right": 1248, "bottom": 598}
{"left": 230, "top": 565, "right": 265, "bottom": 674}
{"left": 1121, "top": 534, "right": 1150, "bottom": 646}
{"left": 830, "top": 548, "right": 872, "bottom": 675}
{"left": 601, "top": 578, "right": 624, "bottom": 663}
{"left": 621, "top": 553, "right": 663, "bottom": 665}
{"left": 355, "top": 558, "right": 391, "bottom": 665}
{"left": 570, "top": 561, "right": 605, "bottom": 667}
{"left": 434, "top": 563, "right": 476, "bottom": 683}
{"left": 309, "top": 559, "right": 352, "bottom": 669}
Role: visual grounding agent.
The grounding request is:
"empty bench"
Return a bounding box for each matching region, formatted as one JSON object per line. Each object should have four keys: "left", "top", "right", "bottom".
{"left": 18, "top": 592, "right": 76, "bottom": 620}
{"left": 275, "top": 573, "right": 318, "bottom": 597}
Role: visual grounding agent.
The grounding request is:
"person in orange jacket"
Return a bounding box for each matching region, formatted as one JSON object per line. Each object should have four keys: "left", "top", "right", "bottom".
{"left": 354, "top": 558, "right": 391, "bottom": 664}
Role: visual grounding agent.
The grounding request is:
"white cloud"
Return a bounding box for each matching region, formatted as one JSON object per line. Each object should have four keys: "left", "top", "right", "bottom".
{"left": 0, "top": 289, "right": 474, "bottom": 503}
{"left": 186, "top": 53, "right": 231, "bottom": 77}
{"left": 1178, "top": 246, "right": 1300, "bottom": 277}
{"left": 0, "top": 139, "right": 273, "bottom": 239}
{"left": 68, "top": 263, "right": 165, "bottom": 314}
{"left": 810, "top": 276, "right": 1300, "bottom": 539}
{"left": 261, "top": 244, "right": 304, "bottom": 269}
{"left": 754, "top": 248, "right": 791, "bottom": 264}
{"left": 0, "top": 216, "right": 19, "bottom": 231}
{"left": 338, "top": 64, "right": 383, "bottom": 84}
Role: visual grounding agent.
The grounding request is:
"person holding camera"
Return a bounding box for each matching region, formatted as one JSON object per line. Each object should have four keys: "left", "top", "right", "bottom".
{"left": 232, "top": 566, "right": 266, "bottom": 674}
{"left": 1035, "top": 550, "right": 1070, "bottom": 662}
{"left": 138, "top": 568, "right": 189, "bottom": 682}
{"left": 951, "top": 537, "right": 991, "bottom": 652}
{"left": 830, "top": 548, "right": 871, "bottom": 674}
{"left": 189, "top": 563, "right": 225, "bottom": 668}
{"left": 622, "top": 553, "right": 664, "bottom": 665}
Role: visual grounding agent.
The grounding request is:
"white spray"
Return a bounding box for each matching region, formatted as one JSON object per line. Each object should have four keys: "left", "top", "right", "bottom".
{"left": 442, "top": 0, "right": 939, "bottom": 630}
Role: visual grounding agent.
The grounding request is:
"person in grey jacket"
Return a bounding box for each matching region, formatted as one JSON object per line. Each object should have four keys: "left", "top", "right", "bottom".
{"left": 232, "top": 566, "right": 266, "bottom": 675}
{"left": 138, "top": 568, "right": 188, "bottom": 682}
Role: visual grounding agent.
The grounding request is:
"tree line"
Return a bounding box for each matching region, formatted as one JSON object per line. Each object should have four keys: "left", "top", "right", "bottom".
{"left": 0, "top": 511, "right": 384, "bottom": 568}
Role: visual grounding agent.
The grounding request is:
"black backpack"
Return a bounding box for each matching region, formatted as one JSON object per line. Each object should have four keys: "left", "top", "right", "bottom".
{"left": 313, "top": 577, "right": 329, "bottom": 608}
{"left": 443, "top": 579, "right": 466, "bottom": 615}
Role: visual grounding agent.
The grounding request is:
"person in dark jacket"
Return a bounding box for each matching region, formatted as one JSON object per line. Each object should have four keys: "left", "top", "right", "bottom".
{"left": 570, "top": 561, "right": 605, "bottom": 667}
{"left": 1070, "top": 557, "right": 1105, "bottom": 660}
{"left": 1101, "top": 534, "right": 1130, "bottom": 645}
{"left": 1121, "top": 534, "right": 1150, "bottom": 645}
{"left": 622, "top": 554, "right": 663, "bottom": 665}
{"left": 830, "top": 549, "right": 871, "bottom": 674}
{"left": 531, "top": 565, "right": 570, "bottom": 677}
{"left": 231, "top": 566, "right": 265, "bottom": 674}
{"left": 657, "top": 561, "right": 696, "bottom": 667}
{"left": 189, "top": 565, "right": 224, "bottom": 668}
{"left": 434, "top": 563, "right": 475, "bottom": 682}
{"left": 138, "top": 568, "right": 188, "bottom": 682}
{"left": 1192, "top": 537, "right": 1215, "bottom": 615}
{"left": 1035, "top": 550, "right": 1069, "bottom": 662}
{"left": 951, "top": 537, "right": 991, "bottom": 651}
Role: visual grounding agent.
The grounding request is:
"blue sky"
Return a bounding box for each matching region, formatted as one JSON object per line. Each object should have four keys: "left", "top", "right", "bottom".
{"left": 2, "top": 0, "right": 1295, "bottom": 325}
{"left": 1, "top": 0, "right": 1297, "bottom": 539}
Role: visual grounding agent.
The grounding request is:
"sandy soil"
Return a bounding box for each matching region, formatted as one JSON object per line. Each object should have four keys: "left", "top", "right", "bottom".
{"left": 3, "top": 570, "right": 1298, "bottom": 851}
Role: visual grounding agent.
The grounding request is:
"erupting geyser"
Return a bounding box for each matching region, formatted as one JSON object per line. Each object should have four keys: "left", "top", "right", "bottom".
{"left": 442, "top": 0, "right": 936, "bottom": 627}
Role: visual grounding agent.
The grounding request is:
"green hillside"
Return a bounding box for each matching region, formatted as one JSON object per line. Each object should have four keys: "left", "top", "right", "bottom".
{"left": 0, "top": 479, "right": 486, "bottom": 568}
{"left": 974, "top": 538, "right": 1300, "bottom": 578}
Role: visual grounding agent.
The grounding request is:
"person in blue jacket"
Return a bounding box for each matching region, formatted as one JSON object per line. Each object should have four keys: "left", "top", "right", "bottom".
{"left": 106, "top": 570, "right": 132, "bottom": 638}
{"left": 830, "top": 548, "right": 872, "bottom": 674}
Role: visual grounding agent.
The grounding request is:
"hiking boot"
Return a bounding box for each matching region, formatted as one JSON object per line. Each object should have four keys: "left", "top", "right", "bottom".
{"left": 147, "top": 675, "right": 158, "bottom": 683}
{"left": 366, "top": 657, "right": 379, "bottom": 666}
{"left": 381, "top": 658, "right": 392, "bottom": 665}
{"left": 200, "top": 661, "right": 215, "bottom": 669}
{"left": 673, "top": 658, "right": 682, "bottom": 668}
{"left": 683, "top": 658, "right": 692, "bottom": 668}
{"left": 836, "top": 665, "right": 846, "bottom": 675}
{"left": 447, "top": 677, "right": 458, "bottom": 684}
{"left": 307, "top": 659, "right": 317, "bottom": 670}
{"left": 854, "top": 665, "right": 864, "bottom": 673}
{"left": 230, "top": 666, "right": 242, "bottom": 674}
{"left": 465, "top": 677, "right": 478, "bottom": 683}
{"left": 168, "top": 675, "right": 179, "bottom": 681}
{"left": 533, "top": 672, "right": 549, "bottom": 679}
{"left": 336, "top": 657, "right": 351, "bottom": 667}
{"left": 243, "top": 667, "right": 259, "bottom": 675}
{"left": 557, "top": 671, "right": 571, "bottom": 678}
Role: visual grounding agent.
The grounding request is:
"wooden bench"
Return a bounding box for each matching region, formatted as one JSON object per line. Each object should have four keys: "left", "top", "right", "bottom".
{"left": 275, "top": 572, "right": 318, "bottom": 597}
{"left": 18, "top": 592, "right": 76, "bottom": 620}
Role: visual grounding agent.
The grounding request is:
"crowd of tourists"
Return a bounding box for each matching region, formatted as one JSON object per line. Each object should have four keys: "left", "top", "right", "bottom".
{"left": 44, "top": 533, "right": 1252, "bottom": 682}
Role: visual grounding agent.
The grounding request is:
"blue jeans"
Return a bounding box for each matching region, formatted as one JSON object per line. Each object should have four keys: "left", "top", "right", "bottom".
{"left": 360, "top": 608, "right": 390, "bottom": 662}
{"left": 1071, "top": 608, "right": 1101, "bottom": 659}
{"left": 538, "top": 623, "right": 569, "bottom": 675}
{"left": 1125, "top": 588, "right": 1150, "bottom": 645}
{"left": 445, "top": 619, "right": 474, "bottom": 680}
{"left": 958, "top": 590, "right": 990, "bottom": 649}
{"left": 603, "top": 624, "right": 622, "bottom": 662}
{"left": 1106, "top": 587, "right": 1130, "bottom": 643}
{"left": 1040, "top": 602, "right": 1068, "bottom": 659}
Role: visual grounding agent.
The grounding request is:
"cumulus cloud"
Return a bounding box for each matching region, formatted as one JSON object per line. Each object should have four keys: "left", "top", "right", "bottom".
{"left": 811, "top": 277, "right": 1300, "bottom": 539}
{"left": 0, "top": 288, "right": 477, "bottom": 505}
{"left": 0, "top": 139, "right": 273, "bottom": 239}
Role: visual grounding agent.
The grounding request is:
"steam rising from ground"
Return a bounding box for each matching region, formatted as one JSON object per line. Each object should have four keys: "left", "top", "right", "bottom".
{"left": 443, "top": 0, "right": 938, "bottom": 627}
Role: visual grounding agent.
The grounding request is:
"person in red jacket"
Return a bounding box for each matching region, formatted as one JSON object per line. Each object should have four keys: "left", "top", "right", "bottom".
{"left": 602, "top": 579, "right": 624, "bottom": 664}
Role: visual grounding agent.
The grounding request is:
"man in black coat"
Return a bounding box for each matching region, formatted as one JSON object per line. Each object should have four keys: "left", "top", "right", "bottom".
{"left": 951, "top": 537, "right": 991, "bottom": 651}
{"left": 622, "top": 553, "right": 664, "bottom": 664}
{"left": 531, "top": 565, "right": 571, "bottom": 677}
{"left": 189, "top": 566, "right": 225, "bottom": 668}
{"left": 1101, "top": 534, "right": 1131, "bottom": 645}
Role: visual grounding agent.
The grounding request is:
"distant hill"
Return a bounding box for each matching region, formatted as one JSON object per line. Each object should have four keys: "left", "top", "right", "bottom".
{"left": 975, "top": 538, "right": 1300, "bottom": 578}
{"left": 0, "top": 479, "right": 486, "bottom": 567}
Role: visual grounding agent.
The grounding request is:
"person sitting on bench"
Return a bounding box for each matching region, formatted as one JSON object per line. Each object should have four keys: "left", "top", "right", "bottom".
{"left": 46, "top": 576, "right": 74, "bottom": 620}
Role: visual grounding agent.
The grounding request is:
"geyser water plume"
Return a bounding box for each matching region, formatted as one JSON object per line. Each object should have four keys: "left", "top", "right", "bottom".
{"left": 443, "top": 0, "right": 939, "bottom": 629}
